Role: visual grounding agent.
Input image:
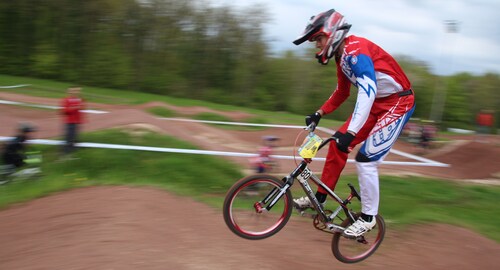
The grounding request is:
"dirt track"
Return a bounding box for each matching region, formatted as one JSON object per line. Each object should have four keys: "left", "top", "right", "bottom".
{"left": 0, "top": 92, "right": 499, "bottom": 269}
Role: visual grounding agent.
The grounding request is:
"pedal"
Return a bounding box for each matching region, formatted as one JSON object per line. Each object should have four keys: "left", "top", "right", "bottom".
{"left": 293, "top": 204, "right": 317, "bottom": 219}
{"left": 300, "top": 211, "right": 317, "bottom": 219}
{"left": 356, "top": 236, "right": 368, "bottom": 244}
{"left": 313, "top": 215, "right": 344, "bottom": 234}
{"left": 342, "top": 233, "right": 357, "bottom": 239}
{"left": 325, "top": 223, "right": 344, "bottom": 233}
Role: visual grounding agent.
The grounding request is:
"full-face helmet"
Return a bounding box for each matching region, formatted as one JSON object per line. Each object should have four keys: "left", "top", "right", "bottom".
{"left": 293, "top": 9, "right": 351, "bottom": 65}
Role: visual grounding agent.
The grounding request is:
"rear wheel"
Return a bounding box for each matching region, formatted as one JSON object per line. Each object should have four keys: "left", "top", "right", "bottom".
{"left": 331, "top": 214, "right": 386, "bottom": 263}
{"left": 223, "top": 175, "right": 292, "bottom": 240}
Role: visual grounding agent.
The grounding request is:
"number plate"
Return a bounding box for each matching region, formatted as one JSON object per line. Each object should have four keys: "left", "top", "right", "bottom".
{"left": 298, "top": 134, "right": 323, "bottom": 158}
{"left": 297, "top": 167, "right": 312, "bottom": 183}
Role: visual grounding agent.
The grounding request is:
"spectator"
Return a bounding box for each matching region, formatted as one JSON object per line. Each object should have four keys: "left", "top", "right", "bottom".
{"left": 475, "top": 110, "right": 494, "bottom": 142}
{"left": 419, "top": 121, "right": 436, "bottom": 151}
{"left": 60, "top": 86, "right": 84, "bottom": 156}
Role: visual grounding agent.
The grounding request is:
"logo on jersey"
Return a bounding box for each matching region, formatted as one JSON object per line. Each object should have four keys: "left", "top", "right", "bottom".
{"left": 340, "top": 56, "right": 356, "bottom": 84}
{"left": 350, "top": 55, "right": 358, "bottom": 65}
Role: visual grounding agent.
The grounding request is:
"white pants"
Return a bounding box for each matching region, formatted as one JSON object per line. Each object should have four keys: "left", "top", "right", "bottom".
{"left": 354, "top": 103, "right": 415, "bottom": 216}
{"left": 355, "top": 154, "right": 387, "bottom": 216}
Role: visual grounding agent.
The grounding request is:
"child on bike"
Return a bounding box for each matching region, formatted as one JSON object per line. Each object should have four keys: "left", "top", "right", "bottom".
{"left": 2, "top": 123, "right": 37, "bottom": 169}
{"left": 292, "top": 8, "right": 415, "bottom": 237}
{"left": 250, "top": 136, "right": 279, "bottom": 173}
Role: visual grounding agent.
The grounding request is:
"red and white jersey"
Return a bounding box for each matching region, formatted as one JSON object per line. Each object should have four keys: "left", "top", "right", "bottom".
{"left": 320, "top": 35, "right": 411, "bottom": 133}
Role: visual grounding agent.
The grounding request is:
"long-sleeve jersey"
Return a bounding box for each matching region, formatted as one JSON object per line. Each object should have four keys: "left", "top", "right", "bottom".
{"left": 320, "top": 35, "right": 411, "bottom": 133}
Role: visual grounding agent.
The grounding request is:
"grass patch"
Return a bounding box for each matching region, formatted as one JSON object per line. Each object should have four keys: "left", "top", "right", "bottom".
{"left": 145, "top": 106, "right": 176, "bottom": 118}
{"left": 0, "top": 129, "right": 243, "bottom": 208}
{"left": 192, "top": 112, "right": 232, "bottom": 122}
{"left": 316, "top": 175, "right": 500, "bottom": 242}
{"left": 0, "top": 74, "right": 132, "bottom": 104}
{"left": 192, "top": 112, "right": 269, "bottom": 131}
{"left": 382, "top": 177, "right": 500, "bottom": 238}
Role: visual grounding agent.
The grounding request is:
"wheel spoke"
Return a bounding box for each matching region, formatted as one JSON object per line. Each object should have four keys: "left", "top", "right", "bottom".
{"left": 223, "top": 175, "right": 292, "bottom": 240}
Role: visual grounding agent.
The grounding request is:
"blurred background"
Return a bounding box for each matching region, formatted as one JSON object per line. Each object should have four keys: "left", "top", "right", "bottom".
{"left": 0, "top": 0, "right": 498, "bottom": 133}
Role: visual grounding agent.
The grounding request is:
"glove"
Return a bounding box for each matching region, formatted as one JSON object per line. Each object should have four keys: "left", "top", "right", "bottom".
{"left": 305, "top": 112, "right": 322, "bottom": 126}
{"left": 334, "top": 131, "right": 355, "bottom": 153}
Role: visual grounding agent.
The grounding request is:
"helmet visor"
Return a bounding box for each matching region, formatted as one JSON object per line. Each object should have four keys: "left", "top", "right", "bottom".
{"left": 293, "top": 9, "right": 335, "bottom": 45}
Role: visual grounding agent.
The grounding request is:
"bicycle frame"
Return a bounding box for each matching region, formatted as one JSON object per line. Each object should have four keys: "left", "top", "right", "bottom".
{"left": 257, "top": 132, "right": 360, "bottom": 232}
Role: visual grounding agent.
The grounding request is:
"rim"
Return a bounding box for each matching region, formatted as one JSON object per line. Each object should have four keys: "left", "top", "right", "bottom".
{"left": 335, "top": 216, "right": 384, "bottom": 262}
{"left": 228, "top": 179, "right": 290, "bottom": 237}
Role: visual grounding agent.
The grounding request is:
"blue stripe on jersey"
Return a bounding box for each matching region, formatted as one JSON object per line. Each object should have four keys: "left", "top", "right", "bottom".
{"left": 348, "top": 54, "right": 377, "bottom": 97}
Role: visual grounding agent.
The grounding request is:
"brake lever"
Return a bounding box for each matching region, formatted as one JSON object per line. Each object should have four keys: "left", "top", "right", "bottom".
{"left": 305, "top": 122, "right": 317, "bottom": 132}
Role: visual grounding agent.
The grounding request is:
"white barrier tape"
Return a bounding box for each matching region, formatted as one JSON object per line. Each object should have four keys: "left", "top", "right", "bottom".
{"left": 0, "top": 84, "right": 31, "bottom": 89}
{"left": 158, "top": 117, "right": 336, "bottom": 134}
{"left": 158, "top": 118, "right": 446, "bottom": 165}
{"left": 0, "top": 99, "right": 108, "bottom": 114}
{"left": 0, "top": 137, "right": 450, "bottom": 167}
{"left": 269, "top": 155, "right": 449, "bottom": 167}
{"left": 389, "top": 148, "right": 448, "bottom": 165}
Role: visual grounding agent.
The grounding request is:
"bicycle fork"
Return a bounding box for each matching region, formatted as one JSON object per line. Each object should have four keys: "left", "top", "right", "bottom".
{"left": 253, "top": 162, "right": 309, "bottom": 213}
{"left": 254, "top": 181, "right": 291, "bottom": 213}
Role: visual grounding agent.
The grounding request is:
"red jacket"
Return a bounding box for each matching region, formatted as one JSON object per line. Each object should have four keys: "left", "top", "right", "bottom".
{"left": 476, "top": 113, "right": 493, "bottom": 127}
{"left": 61, "top": 96, "right": 84, "bottom": 124}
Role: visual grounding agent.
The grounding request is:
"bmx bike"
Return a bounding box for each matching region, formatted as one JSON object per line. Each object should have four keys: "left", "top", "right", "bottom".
{"left": 0, "top": 151, "right": 43, "bottom": 185}
{"left": 223, "top": 124, "right": 385, "bottom": 263}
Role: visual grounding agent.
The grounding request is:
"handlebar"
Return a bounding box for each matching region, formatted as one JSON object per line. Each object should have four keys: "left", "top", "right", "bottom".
{"left": 304, "top": 123, "right": 351, "bottom": 153}
{"left": 318, "top": 136, "right": 336, "bottom": 151}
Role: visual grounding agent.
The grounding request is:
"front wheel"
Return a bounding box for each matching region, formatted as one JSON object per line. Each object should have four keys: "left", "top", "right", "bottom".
{"left": 331, "top": 214, "right": 386, "bottom": 263}
{"left": 223, "top": 174, "right": 293, "bottom": 240}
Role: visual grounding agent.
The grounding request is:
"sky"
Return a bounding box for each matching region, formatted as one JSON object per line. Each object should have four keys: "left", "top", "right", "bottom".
{"left": 210, "top": 0, "right": 499, "bottom": 76}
